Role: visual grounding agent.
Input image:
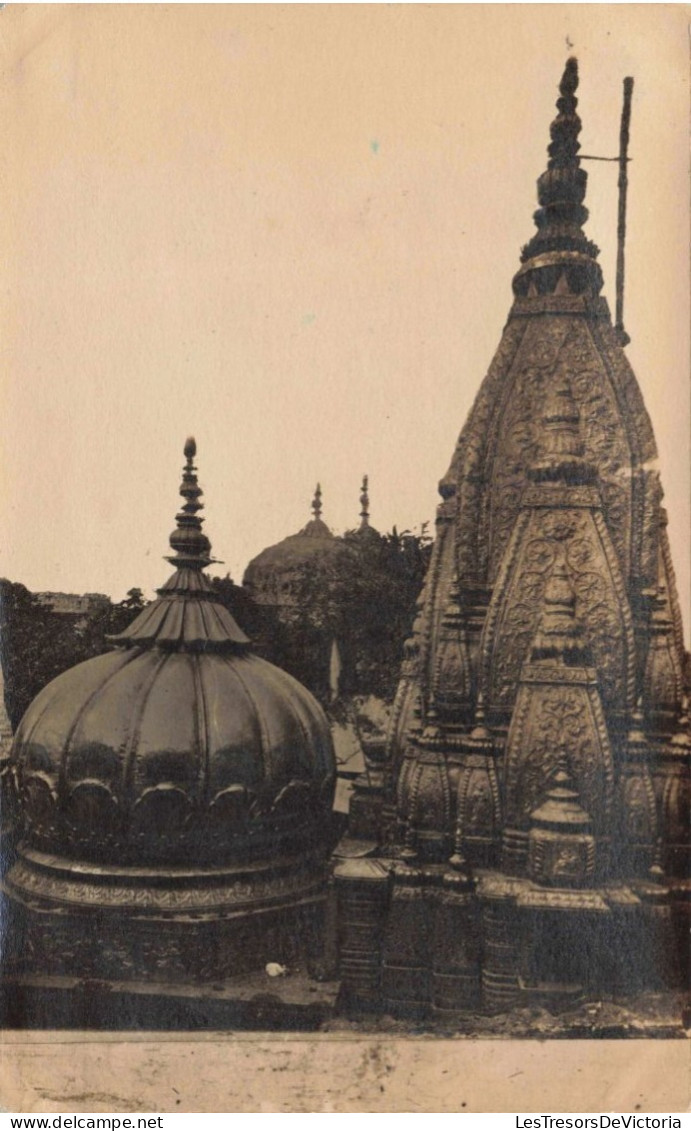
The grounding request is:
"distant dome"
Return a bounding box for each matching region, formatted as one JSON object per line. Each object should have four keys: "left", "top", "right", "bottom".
{"left": 243, "top": 483, "right": 343, "bottom": 607}
{"left": 6, "top": 439, "right": 336, "bottom": 983}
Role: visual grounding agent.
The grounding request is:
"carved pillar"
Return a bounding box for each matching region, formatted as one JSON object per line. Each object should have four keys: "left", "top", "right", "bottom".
{"left": 661, "top": 722, "right": 691, "bottom": 878}
{"left": 482, "top": 896, "right": 521, "bottom": 1012}
{"left": 636, "top": 871, "right": 676, "bottom": 991}
{"left": 431, "top": 860, "right": 481, "bottom": 1016}
{"left": 333, "top": 858, "right": 391, "bottom": 1013}
{"left": 455, "top": 698, "right": 502, "bottom": 869}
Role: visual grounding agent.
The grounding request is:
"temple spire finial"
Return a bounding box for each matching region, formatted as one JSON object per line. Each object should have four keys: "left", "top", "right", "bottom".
{"left": 549, "top": 57, "right": 582, "bottom": 169}
{"left": 166, "top": 436, "right": 212, "bottom": 571}
{"left": 359, "top": 475, "right": 370, "bottom": 530}
{"left": 312, "top": 483, "right": 323, "bottom": 522}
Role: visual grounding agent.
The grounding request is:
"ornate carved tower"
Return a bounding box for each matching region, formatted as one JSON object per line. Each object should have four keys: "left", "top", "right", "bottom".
{"left": 335, "top": 58, "right": 689, "bottom": 1016}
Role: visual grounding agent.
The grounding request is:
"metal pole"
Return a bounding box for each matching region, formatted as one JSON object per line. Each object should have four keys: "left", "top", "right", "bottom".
{"left": 615, "top": 77, "right": 634, "bottom": 344}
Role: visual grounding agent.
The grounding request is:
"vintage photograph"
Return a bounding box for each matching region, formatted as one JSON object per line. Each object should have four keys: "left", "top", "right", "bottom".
{"left": 0, "top": 2, "right": 689, "bottom": 1112}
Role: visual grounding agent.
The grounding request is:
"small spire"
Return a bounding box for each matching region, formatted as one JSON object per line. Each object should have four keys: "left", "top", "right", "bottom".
{"left": 530, "top": 555, "right": 589, "bottom": 665}
{"left": 359, "top": 475, "right": 370, "bottom": 530}
{"left": 530, "top": 769, "right": 593, "bottom": 831}
{"left": 628, "top": 697, "right": 647, "bottom": 745}
{"left": 434, "top": 572, "right": 472, "bottom": 720}
{"left": 408, "top": 687, "right": 424, "bottom": 736}
{"left": 297, "top": 481, "right": 333, "bottom": 538}
{"left": 422, "top": 696, "right": 441, "bottom": 742}
{"left": 441, "top": 572, "right": 462, "bottom": 628}
{"left": 671, "top": 694, "right": 691, "bottom": 750}
{"left": 469, "top": 692, "right": 491, "bottom": 741}
{"left": 648, "top": 839, "right": 665, "bottom": 886}
{"left": 529, "top": 378, "right": 595, "bottom": 485}
{"left": 108, "top": 437, "right": 250, "bottom": 651}
{"left": 354, "top": 473, "right": 380, "bottom": 540}
{"left": 166, "top": 436, "right": 212, "bottom": 570}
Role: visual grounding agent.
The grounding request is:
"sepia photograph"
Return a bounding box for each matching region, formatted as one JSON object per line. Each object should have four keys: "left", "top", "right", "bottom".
{"left": 0, "top": 2, "right": 689, "bottom": 1113}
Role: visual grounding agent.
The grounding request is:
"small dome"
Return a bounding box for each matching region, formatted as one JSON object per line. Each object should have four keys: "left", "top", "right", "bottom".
{"left": 11, "top": 441, "right": 336, "bottom": 869}
{"left": 243, "top": 482, "right": 343, "bottom": 605}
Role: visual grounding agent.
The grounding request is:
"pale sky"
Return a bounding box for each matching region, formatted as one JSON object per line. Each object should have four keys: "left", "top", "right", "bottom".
{"left": 1, "top": 5, "right": 689, "bottom": 642}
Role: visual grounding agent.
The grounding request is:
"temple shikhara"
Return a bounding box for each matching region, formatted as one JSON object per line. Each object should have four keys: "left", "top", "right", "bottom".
{"left": 1, "top": 59, "right": 688, "bottom": 1029}
{"left": 334, "top": 58, "right": 689, "bottom": 1016}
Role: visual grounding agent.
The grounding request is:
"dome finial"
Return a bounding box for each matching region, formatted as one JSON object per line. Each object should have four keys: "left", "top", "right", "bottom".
{"left": 167, "top": 437, "right": 212, "bottom": 570}
{"left": 109, "top": 437, "right": 250, "bottom": 650}
{"left": 293, "top": 481, "right": 334, "bottom": 538}
{"left": 359, "top": 474, "right": 370, "bottom": 530}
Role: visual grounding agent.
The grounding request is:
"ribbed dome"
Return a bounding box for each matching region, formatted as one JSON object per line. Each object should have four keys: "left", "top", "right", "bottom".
{"left": 11, "top": 439, "right": 336, "bottom": 868}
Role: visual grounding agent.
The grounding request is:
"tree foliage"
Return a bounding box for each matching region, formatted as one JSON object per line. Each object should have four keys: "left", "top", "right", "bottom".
{"left": 207, "top": 574, "right": 263, "bottom": 638}
{"left": 0, "top": 582, "right": 147, "bottom": 730}
{"left": 262, "top": 526, "right": 433, "bottom": 706}
{"left": 0, "top": 527, "right": 432, "bottom": 732}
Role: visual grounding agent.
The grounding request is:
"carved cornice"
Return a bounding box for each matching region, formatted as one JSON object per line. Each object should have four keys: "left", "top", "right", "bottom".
{"left": 7, "top": 847, "right": 325, "bottom": 912}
